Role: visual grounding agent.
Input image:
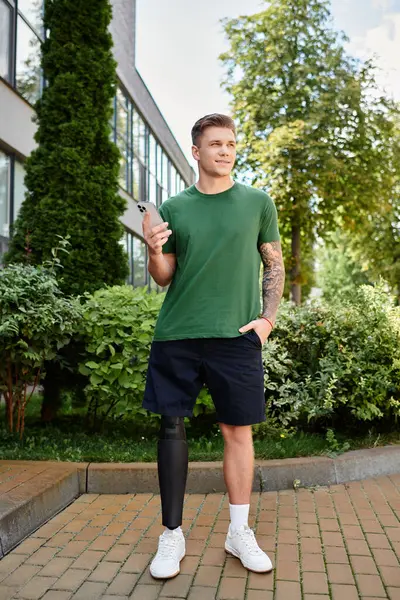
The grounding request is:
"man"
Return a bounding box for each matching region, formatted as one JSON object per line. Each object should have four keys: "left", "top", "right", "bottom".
{"left": 142, "top": 113, "right": 285, "bottom": 580}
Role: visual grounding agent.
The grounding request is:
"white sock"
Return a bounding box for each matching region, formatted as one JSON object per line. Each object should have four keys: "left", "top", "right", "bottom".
{"left": 229, "top": 503, "right": 250, "bottom": 531}
{"left": 166, "top": 526, "right": 182, "bottom": 534}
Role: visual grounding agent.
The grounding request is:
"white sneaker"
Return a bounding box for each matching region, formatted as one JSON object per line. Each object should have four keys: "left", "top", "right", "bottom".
{"left": 225, "top": 524, "right": 273, "bottom": 573}
{"left": 150, "top": 528, "right": 186, "bottom": 579}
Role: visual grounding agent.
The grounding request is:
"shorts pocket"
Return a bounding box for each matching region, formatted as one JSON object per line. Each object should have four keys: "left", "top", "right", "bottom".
{"left": 245, "top": 329, "right": 262, "bottom": 348}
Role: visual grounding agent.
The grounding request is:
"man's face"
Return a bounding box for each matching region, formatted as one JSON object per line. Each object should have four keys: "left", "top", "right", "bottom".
{"left": 192, "top": 126, "right": 236, "bottom": 177}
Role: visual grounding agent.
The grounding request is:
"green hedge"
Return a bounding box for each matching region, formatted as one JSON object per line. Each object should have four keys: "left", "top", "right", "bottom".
{"left": 2, "top": 267, "right": 399, "bottom": 437}
{"left": 75, "top": 281, "right": 400, "bottom": 433}
{"left": 77, "top": 285, "right": 164, "bottom": 427}
{"left": 263, "top": 283, "right": 400, "bottom": 431}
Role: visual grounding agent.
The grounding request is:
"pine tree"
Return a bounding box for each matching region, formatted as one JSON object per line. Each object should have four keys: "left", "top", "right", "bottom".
{"left": 6, "top": 0, "right": 128, "bottom": 295}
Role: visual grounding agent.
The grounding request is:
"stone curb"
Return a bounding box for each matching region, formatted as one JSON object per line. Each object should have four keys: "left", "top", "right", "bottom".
{"left": 85, "top": 445, "right": 400, "bottom": 494}
{"left": 1, "top": 445, "right": 399, "bottom": 556}
{"left": 0, "top": 463, "right": 83, "bottom": 556}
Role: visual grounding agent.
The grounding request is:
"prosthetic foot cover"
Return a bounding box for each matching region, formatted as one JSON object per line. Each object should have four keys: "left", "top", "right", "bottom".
{"left": 158, "top": 416, "right": 188, "bottom": 530}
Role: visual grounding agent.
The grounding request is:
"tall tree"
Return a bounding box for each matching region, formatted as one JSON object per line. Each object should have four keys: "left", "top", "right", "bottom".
{"left": 221, "top": 0, "right": 398, "bottom": 303}
{"left": 5, "top": 0, "right": 128, "bottom": 295}
{"left": 5, "top": 0, "right": 129, "bottom": 422}
{"left": 315, "top": 231, "right": 372, "bottom": 302}
{"left": 351, "top": 193, "right": 400, "bottom": 302}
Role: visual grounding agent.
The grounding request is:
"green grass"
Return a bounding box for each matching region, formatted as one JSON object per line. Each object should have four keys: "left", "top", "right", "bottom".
{"left": 1, "top": 395, "right": 399, "bottom": 463}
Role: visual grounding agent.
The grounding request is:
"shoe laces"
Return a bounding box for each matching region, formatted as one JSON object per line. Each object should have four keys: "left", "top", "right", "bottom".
{"left": 158, "top": 530, "right": 180, "bottom": 558}
{"left": 235, "top": 525, "right": 263, "bottom": 555}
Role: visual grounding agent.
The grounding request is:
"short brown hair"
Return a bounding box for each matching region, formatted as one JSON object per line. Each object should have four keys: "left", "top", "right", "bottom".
{"left": 191, "top": 113, "right": 236, "bottom": 146}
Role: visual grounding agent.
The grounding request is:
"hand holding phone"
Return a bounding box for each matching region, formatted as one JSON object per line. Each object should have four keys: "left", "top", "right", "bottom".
{"left": 138, "top": 202, "right": 164, "bottom": 229}
{"left": 139, "top": 202, "right": 172, "bottom": 256}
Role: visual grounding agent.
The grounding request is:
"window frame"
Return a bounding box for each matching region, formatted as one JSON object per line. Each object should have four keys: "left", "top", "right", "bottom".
{"left": 132, "top": 233, "right": 148, "bottom": 288}
{"left": 1, "top": 0, "right": 44, "bottom": 103}
{"left": 17, "top": 0, "right": 44, "bottom": 40}
{"left": 0, "top": 0, "right": 14, "bottom": 83}
{"left": 112, "top": 89, "right": 189, "bottom": 204}
{"left": 0, "top": 148, "right": 25, "bottom": 262}
{"left": 0, "top": 148, "right": 11, "bottom": 240}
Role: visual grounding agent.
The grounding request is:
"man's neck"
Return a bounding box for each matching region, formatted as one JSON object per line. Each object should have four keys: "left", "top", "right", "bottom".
{"left": 195, "top": 174, "right": 234, "bottom": 195}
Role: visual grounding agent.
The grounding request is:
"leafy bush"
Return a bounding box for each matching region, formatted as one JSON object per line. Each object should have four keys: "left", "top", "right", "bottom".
{"left": 76, "top": 284, "right": 217, "bottom": 428}
{"left": 77, "top": 285, "right": 164, "bottom": 427}
{"left": 40, "top": 277, "right": 399, "bottom": 440}
{"left": 263, "top": 283, "right": 400, "bottom": 431}
{"left": 0, "top": 264, "right": 82, "bottom": 437}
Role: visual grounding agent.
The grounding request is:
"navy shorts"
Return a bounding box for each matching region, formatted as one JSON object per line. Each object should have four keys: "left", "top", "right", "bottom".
{"left": 142, "top": 330, "right": 266, "bottom": 426}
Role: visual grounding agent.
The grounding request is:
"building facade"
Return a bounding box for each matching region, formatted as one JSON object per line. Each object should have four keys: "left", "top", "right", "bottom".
{"left": 0, "top": 0, "right": 195, "bottom": 288}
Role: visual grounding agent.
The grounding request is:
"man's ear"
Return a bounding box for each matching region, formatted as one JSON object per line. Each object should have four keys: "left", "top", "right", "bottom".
{"left": 192, "top": 145, "right": 200, "bottom": 162}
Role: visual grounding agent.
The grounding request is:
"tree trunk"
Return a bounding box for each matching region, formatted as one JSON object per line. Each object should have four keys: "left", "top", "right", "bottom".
{"left": 291, "top": 222, "right": 301, "bottom": 305}
{"left": 40, "top": 368, "right": 62, "bottom": 422}
{"left": 4, "top": 394, "right": 11, "bottom": 428}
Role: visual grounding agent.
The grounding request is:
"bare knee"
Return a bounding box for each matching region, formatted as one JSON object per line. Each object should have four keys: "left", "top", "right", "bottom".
{"left": 220, "top": 423, "right": 252, "bottom": 446}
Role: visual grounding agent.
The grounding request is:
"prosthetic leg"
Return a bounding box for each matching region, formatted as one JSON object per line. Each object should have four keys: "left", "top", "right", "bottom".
{"left": 158, "top": 416, "right": 188, "bottom": 530}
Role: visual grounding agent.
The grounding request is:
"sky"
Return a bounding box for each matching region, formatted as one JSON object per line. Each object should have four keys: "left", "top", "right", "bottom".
{"left": 136, "top": 0, "right": 400, "bottom": 170}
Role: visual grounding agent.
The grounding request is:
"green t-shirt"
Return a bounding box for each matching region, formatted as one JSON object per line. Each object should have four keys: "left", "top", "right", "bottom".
{"left": 153, "top": 182, "right": 280, "bottom": 341}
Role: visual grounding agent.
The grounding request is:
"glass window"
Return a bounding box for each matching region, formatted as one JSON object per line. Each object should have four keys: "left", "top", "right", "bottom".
{"left": 162, "top": 154, "right": 169, "bottom": 195}
{"left": 149, "top": 276, "right": 157, "bottom": 292}
{"left": 170, "top": 165, "right": 177, "bottom": 196}
{"left": 16, "top": 15, "right": 42, "bottom": 104}
{"left": 132, "top": 110, "right": 139, "bottom": 155}
{"left": 131, "top": 158, "right": 147, "bottom": 202}
{"left": 156, "top": 144, "right": 163, "bottom": 185}
{"left": 18, "top": 0, "right": 44, "bottom": 37}
{"left": 149, "top": 133, "right": 156, "bottom": 176}
{"left": 119, "top": 231, "right": 128, "bottom": 254}
{"left": 127, "top": 149, "right": 133, "bottom": 195}
{"left": 149, "top": 173, "right": 156, "bottom": 205}
{"left": 119, "top": 232, "right": 130, "bottom": 284}
{"left": 0, "top": 151, "right": 10, "bottom": 239}
{"left": 117, "top": 135, "right": 133, "bottom": 194}
{"left": 118, "top": 150, "right": 127, "bottom": 191}
{"left": 116, "top": 88, "right": 128, "bottom": 141}
{"left": 115, "top": 88, "right": 136, "bottom": 194}
{"left": 110, "top": 87, "right": 187, "bottom": 220}
{"left": 133, "top": 111, "right": 146, "bottom": 161}
{"left": 14, "top": 160, "right": 26, "bottom": 221}
{"left": 133, "top": 236, "right": 147, "bottom": 287}
{"left": 126, "top": 232, "right": 133, "bottom": 285}
{"left": 128, "top": 101, "right": 134, "bottom": 151}
{"left": 0, "top": 235, "right": 9, "bottom": 260}
{"left": 132, "top": 156, "right": 140, "bottom": 200}
{"left": 0, "top": 0, "right": 11, "bottom": 81}
{"left": 109, "top": 95, "right": 116, "bottom": 143}
{"left": 139, "top": 161, "right": 147, "bottom": 202}
{"left": 139, "top": 118, "right": 146, "bottom": 162}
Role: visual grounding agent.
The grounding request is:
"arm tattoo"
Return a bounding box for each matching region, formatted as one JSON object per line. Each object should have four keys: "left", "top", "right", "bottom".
{"left": 259, "top": 241, "right": 285, "bottom": 324}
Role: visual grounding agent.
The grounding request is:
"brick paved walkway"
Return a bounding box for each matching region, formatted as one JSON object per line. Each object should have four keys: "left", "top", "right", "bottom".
{"left": 0, "top": 475, "right": 400, "bottom": 600}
